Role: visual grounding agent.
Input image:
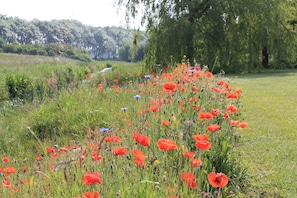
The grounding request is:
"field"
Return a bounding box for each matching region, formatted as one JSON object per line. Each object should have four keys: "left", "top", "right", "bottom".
{"left": 0, "top": 53, "right": 296, "bottom": 197}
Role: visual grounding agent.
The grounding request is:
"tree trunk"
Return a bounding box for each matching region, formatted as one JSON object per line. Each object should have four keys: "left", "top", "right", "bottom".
{"left": 262, "top": 46, "right": 269, "bottom": 68}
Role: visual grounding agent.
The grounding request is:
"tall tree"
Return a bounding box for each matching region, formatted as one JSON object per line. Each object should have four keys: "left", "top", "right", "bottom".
{"left": 117, "top": 0, "right": 297, "bottom": 72}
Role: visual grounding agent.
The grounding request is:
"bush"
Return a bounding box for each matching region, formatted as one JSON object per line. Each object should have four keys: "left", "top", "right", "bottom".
{"left": 5, "top": 74, "right": 34, "bottom": 102}
{"left": 47, "top": 49, "right": 56, "bottom": 56}
{"left": 38, "top": 49, "right": 47, "bottom": 56}
{"left": 29, "top": 48, "right": 38, "bottom": 55}
{"left": 3, "top": 44, "right": 17, "bottom": 53}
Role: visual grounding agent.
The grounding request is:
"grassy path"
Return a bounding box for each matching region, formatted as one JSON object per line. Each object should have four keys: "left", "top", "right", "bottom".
{"left": 229, "top": 70, "right": 297, "bottom": 197}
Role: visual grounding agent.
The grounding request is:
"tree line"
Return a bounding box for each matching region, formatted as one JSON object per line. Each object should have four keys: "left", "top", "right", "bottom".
{"left": 118, "top": 0, "right": 297, "bottom": 73}
{"left": 0, "top": 14, "right": 147, "bottom": 62}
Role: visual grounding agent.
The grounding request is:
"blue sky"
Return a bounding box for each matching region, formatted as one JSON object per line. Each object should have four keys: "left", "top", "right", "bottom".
{"left": 0, "top": 0, "right": 141, "bottom": 28}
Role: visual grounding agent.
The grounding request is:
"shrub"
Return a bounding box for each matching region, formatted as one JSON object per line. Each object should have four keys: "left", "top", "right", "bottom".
{"left": 5, "top": 74, "right": 34, "bottom": 102}
{"left": 3, "top": 44, "right": 17, "bottom": 53}
{"left": 38, "top": 49, "right": 47, "bottom": 56}
{"left": 28, "top": 48, "right": 38, "bottom": 55}
{"left": 47, "top": 49, "right": 56, "bottom": 56}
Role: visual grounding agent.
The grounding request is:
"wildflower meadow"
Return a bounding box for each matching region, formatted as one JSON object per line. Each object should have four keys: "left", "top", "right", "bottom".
{"left": 0, "top": 61, "right": 248, "bottom": 197}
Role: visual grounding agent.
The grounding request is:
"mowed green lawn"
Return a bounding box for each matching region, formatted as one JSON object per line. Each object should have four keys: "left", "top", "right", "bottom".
{"left": 229, "top": 70, "right": 297, "bottom": 197}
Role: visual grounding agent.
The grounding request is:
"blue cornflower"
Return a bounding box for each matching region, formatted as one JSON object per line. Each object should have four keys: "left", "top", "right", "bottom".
{"left": 100, "top": 127, "right": 109, "bottom": 133}
{"left": 144, "top": 74, "right": 151, "bottom": 79}
{"left": 134, "top": 95, "right": 141, "bottom": 100}
{"left": 188, "top": 69, "right": 196, "bottom": 73}
{"left": 121, "top": 107, "right": 128, "bottom": 111}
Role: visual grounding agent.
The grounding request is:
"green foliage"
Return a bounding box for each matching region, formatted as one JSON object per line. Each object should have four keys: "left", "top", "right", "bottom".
{"left": 118, "top": 42, "right": 132, "bottom": 62}
{"left": 2, "top": 44, "right": 18, "bottom": 53}
{"left": 5, "top": 74, "right": 34, "bottom": 102}
{"left": 119, "top": 0, "right": 297, "bottom": 73}
{"left": 0, "top": 15, "right": 147, "bottom": 61}
{"left": 1, "top": 43, "right": 93, "bottom": 62}
{"left": 0, "top": 38, "right": 4, "bottom": 48}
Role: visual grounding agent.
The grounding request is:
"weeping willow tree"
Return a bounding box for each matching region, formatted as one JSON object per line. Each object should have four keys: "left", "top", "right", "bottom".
{"left": 117, "top": 0, "right": 297, "bottom": 73}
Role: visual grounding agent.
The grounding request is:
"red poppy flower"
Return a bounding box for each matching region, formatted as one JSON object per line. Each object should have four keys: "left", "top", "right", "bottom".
{"left": 193, "top": 134, "right": 208, "bottom": 141}
{"left": 226, "top": 92, "right": 239, "bottom": 99}
{"left": 4, "top": 167, "right": 16, "bottom": 175}
{"left": 204, "top": 71, "right": 213, "bottom": 79}
{"left": 207, "top": 124, "right": 221, "bottom": 132}
{"left": 223, "top": 112, "right": 230, "bottom": 120}
{"left": 210, "top": 108, "right": 220, "bottom": 117}
{"left": 217, "top": 80, "right": 229, "bottom": 87}
{"left": 22, "top": 167, "right": 28, "bottom": 172}
{"left": 240, "top": 122, "right": 248, "bottom": 129}
{"left": 113, "top": 147, "right": 128, "bottom": 156}
{"left": 230, "top": 120, "right": 240, "bottom": 127}
{"left": 111, "top": 85, "right": 119, "bottom": 89}
{"left": 212, "top": 87, "right": 224, "bottom": 93}
{"left": 51, "top": 152, "right": 59, "bottom": 157}
{"left": 149, "top": 105, "right": 158, "bottom": 112}
{"left": 47, "top": 148, "right": 55, "bottom": 153}
{"left": 82, "top": 172, "right": 103, "bottom": 185}
{"left": 134, "top": 159, "right": 146, "bottom": 167}
{"left": 97, "top": 84, "right": 103, "bottom": 91}
{"left": 2, "top": 157, "right": 10, "bottom": 163}
{"left": 183, "top": 152, "right": 195, "bottom": 159}
{"left": 235, "top": 87, "right": 242, "bottom": 94}
{"left": 91, "top": 152, "right": 102, "bottom": 161}
{"left": 1, "top": 179, "right": 12, "bottom": 188}
{"left": 226, "top": 105, "right": 237, "bottom": 113}
{"left": 181, "top": 172, "right": 198, "bottom": 189}
{"left": 191, "top": 158, "right": 203, "bottom": 167}
{"left": 198, "top": 112, "right": 213, "bottom": 119}
{"left": 83, "top": 191, "right": 100, "bottom": 198}
{"left": 195, "top": 140, "right": 211, "bottom": 150}
{"left": 133, "top": 133, "right": 150, "bottom": 147}
{"left": 161, "top": 120, "right": 171, "bottom": 126}
{"left": 180, "top": 86, "right": 187, "bottom": 92}
{"left": 163, "top": 83, "right": 176, "bottom": 92}
{"left": 181, "top": 172, "right": 195, "bottom": 183}
{"left": 157, "top": 139, "right": 177, "bottom": 151}
{"left": 207, "top": 172, "right": 228, "bottom": 188}
{"left": 36, "top": 156, "right": 43, "bottom": 161}
{"left": 59, "top": 147, "right": 69, "bottom": 152}
{"left": 187, "top": 181, "right": 198, "bottom": 188}
{"left": 191, "top": 86, "right": 200, "bottom": 92}
{"left": 132, "top": 149, "right": 147, "bottom": 161}
{"left": 105, "top": 136, "right": 121, "bottom": 143}
{"left": 49, "top": 163, "right": 55, "bottom": 171}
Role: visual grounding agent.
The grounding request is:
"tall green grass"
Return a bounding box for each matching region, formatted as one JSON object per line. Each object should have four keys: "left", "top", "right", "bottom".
{"left": 0, "top": 60, "right": 246, "bottom": 197}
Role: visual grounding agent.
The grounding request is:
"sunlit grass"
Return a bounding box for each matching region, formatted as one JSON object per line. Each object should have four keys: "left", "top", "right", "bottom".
{"left": 229, "top": 70, "right": 297, "bottom": 197}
